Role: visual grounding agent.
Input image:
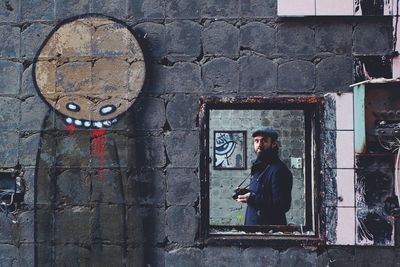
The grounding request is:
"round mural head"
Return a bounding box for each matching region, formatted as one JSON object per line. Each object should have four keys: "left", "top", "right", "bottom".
{"left": 33, "top": 15, "right": 145, "bottom": 128}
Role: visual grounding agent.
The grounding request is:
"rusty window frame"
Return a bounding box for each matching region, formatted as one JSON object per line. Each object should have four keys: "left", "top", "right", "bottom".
{"left": 198, "top": 96, "right": 325, "bottom": 246}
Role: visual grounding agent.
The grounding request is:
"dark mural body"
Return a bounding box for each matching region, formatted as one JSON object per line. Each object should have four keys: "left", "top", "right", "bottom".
{"left": 35, "top": 110, "right": 143, "bottom": 266}
{"left": 30, "top": 14, "right": 145, "bottom": 266}
{"left": 0, "top": 0, "right": 399, "bottom": 266}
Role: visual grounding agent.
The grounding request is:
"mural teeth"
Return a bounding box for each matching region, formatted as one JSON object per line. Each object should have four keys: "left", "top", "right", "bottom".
{"left": 84, "top": 121, "right": 91, "bottom": 127}
{"left": 74, "top": 120, "right": 82, "bottom": 126}
{"left": 111, "top": 118, "right": 118, "bottom": 124}
{"left": 103, "top": 120, "right": 112, "bottom": 127}
{"left": 93, "top": 122, "right": 103, "bottom": 128}
{"left": 65, "top": 117, "right": 73, "bottom": 124}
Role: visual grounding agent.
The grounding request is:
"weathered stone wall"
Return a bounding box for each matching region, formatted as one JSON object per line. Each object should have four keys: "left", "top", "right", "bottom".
{"left": 0, "top": 0, "right": 397, "bottom": 266}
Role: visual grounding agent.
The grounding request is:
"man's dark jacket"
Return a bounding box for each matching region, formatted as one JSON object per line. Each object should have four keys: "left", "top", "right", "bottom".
{"left": 244, "top": 149, "right": 293, "bottom": 225}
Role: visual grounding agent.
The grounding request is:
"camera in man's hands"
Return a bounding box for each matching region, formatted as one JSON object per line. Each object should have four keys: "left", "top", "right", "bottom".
{"left": 232, "top": 188, "right": 250, "bottom": 200}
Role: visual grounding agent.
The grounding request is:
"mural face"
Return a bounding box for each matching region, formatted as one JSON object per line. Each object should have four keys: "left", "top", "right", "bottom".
{"left": 33, "top": 15, "right": 145, "bottom": 128}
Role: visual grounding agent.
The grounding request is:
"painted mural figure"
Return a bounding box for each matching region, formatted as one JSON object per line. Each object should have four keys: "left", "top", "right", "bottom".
{"left": 236, "top": 127, "right": 293, "bottom": 225}
{"left": 32, "top": 15, "right": 145, "bottom": 265}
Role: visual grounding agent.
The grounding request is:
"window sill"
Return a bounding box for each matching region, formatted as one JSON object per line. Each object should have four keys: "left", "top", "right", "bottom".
{"left": 201, "top": 234, "right": 324, "bottom": 247}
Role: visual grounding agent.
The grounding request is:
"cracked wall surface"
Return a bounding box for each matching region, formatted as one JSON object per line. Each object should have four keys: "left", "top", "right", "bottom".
{"left": 0, "top": 0, "right": 398, "bottom": 266}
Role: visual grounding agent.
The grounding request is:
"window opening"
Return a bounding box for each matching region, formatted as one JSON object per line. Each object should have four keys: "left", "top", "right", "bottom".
{"left": 199, "top": 97, "right": 323, "bottom": 244}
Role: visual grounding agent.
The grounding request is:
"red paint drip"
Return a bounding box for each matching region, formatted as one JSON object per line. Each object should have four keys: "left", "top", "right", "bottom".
{"left": 92, "top": 128, "right": 106, "bottom": 181}
{"left": 66, "top": 124, "right": 76, "bottom": 140}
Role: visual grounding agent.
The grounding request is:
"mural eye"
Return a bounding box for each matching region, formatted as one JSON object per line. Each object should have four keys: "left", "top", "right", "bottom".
{"left": 66, "top": 102, "right": 80, "bottom": 112}
{"left": 100, "top": 105, "right": 117, "bottom": 115}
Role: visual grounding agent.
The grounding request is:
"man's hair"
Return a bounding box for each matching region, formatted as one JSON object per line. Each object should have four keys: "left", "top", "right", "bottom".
{"left": 252, "top": 127, "right": 278, "bottom": 141}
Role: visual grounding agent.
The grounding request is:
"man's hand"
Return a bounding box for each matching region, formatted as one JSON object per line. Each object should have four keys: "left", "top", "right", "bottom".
{"left": 237, "top": 192, "right": 251, "bottom": 203}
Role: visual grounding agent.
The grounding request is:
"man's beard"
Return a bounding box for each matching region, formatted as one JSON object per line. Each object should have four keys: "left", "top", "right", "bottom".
{"left": 256, "top": 147, "right": 277, "bottom": 162}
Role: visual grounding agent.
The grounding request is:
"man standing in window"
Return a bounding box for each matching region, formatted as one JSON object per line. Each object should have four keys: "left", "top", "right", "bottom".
{"left": 237, "top": 127, "right": 293, "bottom": 225}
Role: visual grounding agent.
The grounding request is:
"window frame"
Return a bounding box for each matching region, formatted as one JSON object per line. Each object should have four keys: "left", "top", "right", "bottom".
{"left": 198, "top": 96, "right": 325, "bottom": 246}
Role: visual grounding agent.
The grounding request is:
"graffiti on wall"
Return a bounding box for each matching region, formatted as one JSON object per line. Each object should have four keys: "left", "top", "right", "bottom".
{"left": 354, "top": 56, "right": 392, "bottom": 83}
{"left": 355, "top": 0, "right": 381, "bottom": 16}
{"left": 354, "top": 0, "right": 392, "bottom": 16}
{"left": 32, "top": 15, "right": 145, "bottom": 264}
{"left": 355, "top": 155, "right": 394, "bottom": 246}
{"left": 213, "top": 131, "right": 246, "bottom": 169}
{"left": 33, "top": 14, "right": 145, "bottom": 179}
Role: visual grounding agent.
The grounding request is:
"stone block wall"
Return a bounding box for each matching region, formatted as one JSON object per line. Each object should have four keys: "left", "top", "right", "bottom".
{"left": 0, "top": 0, "right": 397, "bottom": 266}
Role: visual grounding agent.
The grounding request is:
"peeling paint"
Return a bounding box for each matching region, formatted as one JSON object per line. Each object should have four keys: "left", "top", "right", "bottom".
{"left": 355, "top": 155, "right": 395, "bottom": 246}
